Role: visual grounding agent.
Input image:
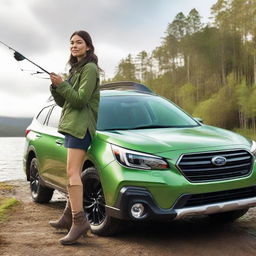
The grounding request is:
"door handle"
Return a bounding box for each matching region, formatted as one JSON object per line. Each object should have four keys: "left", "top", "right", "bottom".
{"left": 35, "top": 134, "right": 41, "bottom": 138}
{"left": 55, "top": 139, "right": 64, "bottom": 146}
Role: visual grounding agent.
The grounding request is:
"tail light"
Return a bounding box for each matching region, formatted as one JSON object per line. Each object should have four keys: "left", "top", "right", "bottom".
{"left": 25, "top": 129, "right": 31, "bottom": 137}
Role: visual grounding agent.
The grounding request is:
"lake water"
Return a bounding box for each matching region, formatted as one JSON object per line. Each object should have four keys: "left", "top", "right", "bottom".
{"left": 0, "top": 137, "right": 26, "bottom": 182}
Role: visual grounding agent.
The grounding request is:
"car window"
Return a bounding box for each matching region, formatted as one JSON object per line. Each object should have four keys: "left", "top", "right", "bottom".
{"left": 36, "top": 106, "right": 52, "bottom": 125}
{"left": 47, "top": 106, "right": 61, "bottom": 128}
{"left": 97, "top": 95, "right": 199, "bottom": 130}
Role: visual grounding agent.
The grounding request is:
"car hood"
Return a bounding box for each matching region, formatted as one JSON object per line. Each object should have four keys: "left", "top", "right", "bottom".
{"left": 96, "top": 125, "right": 251, "bottom": 154}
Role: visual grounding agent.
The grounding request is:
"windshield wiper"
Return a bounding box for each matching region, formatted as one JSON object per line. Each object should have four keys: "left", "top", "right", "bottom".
{"left": 130, "top": 124, "right": 199, "bottom": 129}
{"left": 101, "top": 125, "right": 172, "bottom": 131}
{"left": 99, "top": 128, "right": 130, "bottom": 131}
{"left": 100, "top": 124, "right": 199, "bottom": 131}
{"left": 130, "top": 125, "right": 177, "bottom": 129}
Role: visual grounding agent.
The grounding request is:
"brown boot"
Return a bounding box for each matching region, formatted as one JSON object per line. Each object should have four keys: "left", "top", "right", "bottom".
{"left": 49, "top": 199, "right": 72, "bottom": 230}
{"left": 59, "top": 211, "right": 90, "bottom": 245}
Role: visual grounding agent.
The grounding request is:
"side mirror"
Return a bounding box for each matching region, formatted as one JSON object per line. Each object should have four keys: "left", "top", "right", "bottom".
{"left": 194, "top": 117, "right": 203, "bottom": 124}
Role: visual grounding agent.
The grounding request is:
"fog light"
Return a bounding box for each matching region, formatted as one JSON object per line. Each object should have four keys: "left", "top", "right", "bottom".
{"left": 131, "top": 203, "right": 145, "bottom": 218}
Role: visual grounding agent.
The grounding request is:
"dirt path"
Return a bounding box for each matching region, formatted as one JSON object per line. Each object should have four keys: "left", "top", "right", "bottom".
{"left": 1, "top": 180, "right": 256, "bottom": 256}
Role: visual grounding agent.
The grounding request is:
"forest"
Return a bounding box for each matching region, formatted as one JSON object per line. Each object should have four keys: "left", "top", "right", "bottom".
{"left": 103, "top": 0, "right": 256, "bottom": 139}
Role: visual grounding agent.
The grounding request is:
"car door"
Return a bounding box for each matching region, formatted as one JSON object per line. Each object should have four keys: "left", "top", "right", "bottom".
{"left": 29, "top": 104, "right": 55, "bottom": 182}
{"left": 38, "top": 105, "right": 67, "bottom": 189}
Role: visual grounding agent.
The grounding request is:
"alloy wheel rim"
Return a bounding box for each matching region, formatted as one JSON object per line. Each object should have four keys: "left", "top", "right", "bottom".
{"left": 30, "top": 160, "right": 39, "bottom": 198}
{"left": 83, "top": 178, "right": 106, "bottom": 225}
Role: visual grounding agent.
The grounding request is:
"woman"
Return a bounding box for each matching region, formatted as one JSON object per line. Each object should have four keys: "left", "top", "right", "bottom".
{"left": 49, "top": 30, "right": 100, "bottom": 245}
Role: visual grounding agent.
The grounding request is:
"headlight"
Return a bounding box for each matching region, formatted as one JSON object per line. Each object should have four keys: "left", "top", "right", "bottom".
{"left": 250, "top": 140, "right": 256, "bottom": 156}
{"left": 111, "top": 144, "right": 169, "bottom": 170}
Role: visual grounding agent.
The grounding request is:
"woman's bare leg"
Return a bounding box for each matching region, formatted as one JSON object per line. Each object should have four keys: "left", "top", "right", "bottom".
{"left": 66, "top": 148, "right": 86, "bottom": 212}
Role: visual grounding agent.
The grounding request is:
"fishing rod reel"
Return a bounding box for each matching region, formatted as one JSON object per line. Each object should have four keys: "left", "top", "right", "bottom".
{"left": 14, "top": 51, "right": 26, "bottom": 61}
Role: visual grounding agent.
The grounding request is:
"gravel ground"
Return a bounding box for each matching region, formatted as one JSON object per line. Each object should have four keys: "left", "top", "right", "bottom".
{"left": 1, "top": 180, "right": 256, "bottom": 256}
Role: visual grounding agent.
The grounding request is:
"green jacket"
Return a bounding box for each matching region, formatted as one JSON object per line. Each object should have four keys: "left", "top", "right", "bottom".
{"left": 50, "top": 62, "right": 100, "bottom": 139}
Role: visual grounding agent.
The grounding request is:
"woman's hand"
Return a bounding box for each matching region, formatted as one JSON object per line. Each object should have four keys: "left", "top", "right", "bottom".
{"left": 50, "top": 72, "right": 64, "bottom": 86}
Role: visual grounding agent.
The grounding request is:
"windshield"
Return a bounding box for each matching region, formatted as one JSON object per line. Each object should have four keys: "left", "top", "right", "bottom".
{"left": 97, "top": 95, "right": 199, "bottom": 130}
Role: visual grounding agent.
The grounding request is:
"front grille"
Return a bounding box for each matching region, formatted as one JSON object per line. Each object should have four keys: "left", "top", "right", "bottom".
{"left": 174, "top": 186, "right": 256, "bottom": 209}
{"left": 177, "top": 150, "right": 253, "bottom": 182}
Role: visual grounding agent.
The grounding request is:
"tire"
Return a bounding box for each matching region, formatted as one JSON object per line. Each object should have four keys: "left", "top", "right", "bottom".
{"left": 81, "top": 167, "right": 123, "bottom": 236}
{"left": 29, "top": 158, "right": 54, "bottom": 203}
{"left": 208, "top": 208, "right": 249, "bottom": 222}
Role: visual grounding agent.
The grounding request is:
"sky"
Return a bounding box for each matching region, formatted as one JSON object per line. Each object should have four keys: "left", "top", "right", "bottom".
{"left": 0, "top": 0, "right": 216, "bottom": 117}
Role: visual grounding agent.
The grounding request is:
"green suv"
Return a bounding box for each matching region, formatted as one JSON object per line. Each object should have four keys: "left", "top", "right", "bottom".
{"left": 23, "top": 82, "right": 256, "bottom": 236}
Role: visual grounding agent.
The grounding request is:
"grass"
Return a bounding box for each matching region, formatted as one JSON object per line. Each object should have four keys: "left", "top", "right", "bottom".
{"left": 0, "top": 197, "right": 19, "bottom": 221}
{"left": 0, "top": 182, "right": 14, "bottom": 191}
{"left": 0, "top": 182, "right": 19, "bottom": 222}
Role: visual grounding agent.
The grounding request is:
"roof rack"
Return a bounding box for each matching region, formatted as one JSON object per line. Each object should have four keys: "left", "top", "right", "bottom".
{"left": 100, "top": 81, "right": 153, "bottom": 93}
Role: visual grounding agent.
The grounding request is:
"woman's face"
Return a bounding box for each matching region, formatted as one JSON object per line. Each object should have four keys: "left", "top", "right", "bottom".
{"left": 70, "top": 34, "right": 90, "bottom": 60}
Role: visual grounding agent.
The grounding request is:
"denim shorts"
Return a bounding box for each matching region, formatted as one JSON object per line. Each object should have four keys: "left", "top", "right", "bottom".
{"left": 64, "top": 130, "right": 92, "bottom": 151}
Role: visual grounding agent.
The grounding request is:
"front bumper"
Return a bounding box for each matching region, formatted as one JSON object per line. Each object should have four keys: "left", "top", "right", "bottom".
{"left": 105, "top": 186, "right": 256, "bottom": 221}
{"left": 175, "top": 197, "right": 256, "bottom": 219}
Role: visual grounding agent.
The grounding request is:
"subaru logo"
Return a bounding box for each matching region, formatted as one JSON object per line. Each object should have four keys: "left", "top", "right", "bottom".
{"left": 211, "top": 156, "right": 227, "bottom": 166}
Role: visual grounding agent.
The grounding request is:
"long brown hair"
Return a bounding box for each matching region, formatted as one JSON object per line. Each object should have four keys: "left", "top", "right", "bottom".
{"left": 68, "top": 30, "right": 99, "bottom": 75}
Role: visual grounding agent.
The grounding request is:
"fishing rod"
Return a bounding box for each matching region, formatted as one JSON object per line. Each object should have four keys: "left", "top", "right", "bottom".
{"left": 0, "top": 40, "right": 50, "bottom": 75}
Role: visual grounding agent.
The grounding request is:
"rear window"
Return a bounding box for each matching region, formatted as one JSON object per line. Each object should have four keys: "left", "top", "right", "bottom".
{"left": 36, "top": 106, "right": 51, "bottom": 125}
{"left": 47, "top": 106, "right": 61, "bottom": 128}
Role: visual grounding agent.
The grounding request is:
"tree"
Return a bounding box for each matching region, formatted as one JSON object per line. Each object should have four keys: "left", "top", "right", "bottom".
{"left": 113, "top": 54, "right": 137, "bottom": 81}
{"left": 106, "top": 3, "right": 256, "bottom": 135}
{"left": 166, "top": 12, "right": 187, "bottom": 40}
{"left": 135, "top": 51, "right": 148, "bottom": 82}
{"left": 186, "top": 8, "right": 203, "bottom": 35}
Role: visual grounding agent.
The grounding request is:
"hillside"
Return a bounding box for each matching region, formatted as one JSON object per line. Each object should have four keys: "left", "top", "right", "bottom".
{"left": 0, "top": 116, "right": 33, "bottom": 137}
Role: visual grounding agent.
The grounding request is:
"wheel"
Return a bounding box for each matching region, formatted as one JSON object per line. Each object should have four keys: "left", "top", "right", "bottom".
{"left": 208, "top": 208, "right": 249, "bottom": 222}
{"left": 29, "top": 158, "right": 54, "bottom": 203}
{"left": 81, "top": 167, "right": 123, "bottom": 236}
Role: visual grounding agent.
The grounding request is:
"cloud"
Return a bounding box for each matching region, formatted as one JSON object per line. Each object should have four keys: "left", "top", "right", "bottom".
{"left": 0, "top": 0, "right": 216, "bottom": 117}
{"left": 27, "top": 0, "right": 166, "bottom": 52}
{"left": 0, "top": 0, "right": 52, "bottom": 55}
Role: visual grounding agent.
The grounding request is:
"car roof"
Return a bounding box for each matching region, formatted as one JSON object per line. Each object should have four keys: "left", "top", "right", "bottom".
{"left": 100, "top": 90, "right": 153, "bottom": 97}
{"left": 100, "top": 81, "right": 153, "bottom": 93}
{"left": 99, "top": 81, "right": 155, "bottom": 97}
